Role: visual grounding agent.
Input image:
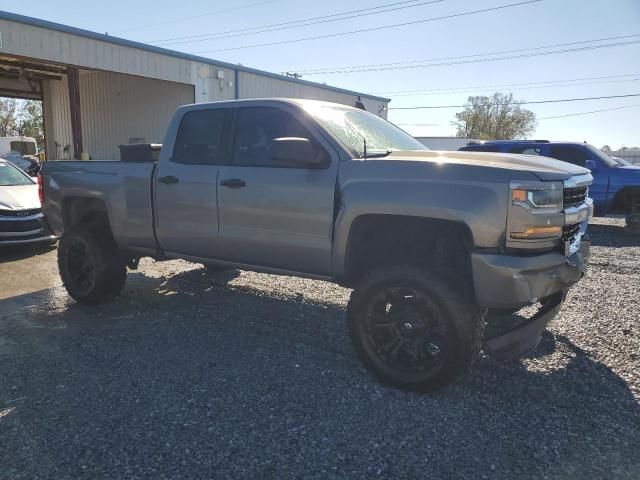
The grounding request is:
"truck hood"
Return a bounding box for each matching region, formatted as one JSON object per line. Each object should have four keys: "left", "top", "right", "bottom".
{"left": 382, "top": 150, "right": 590, "bottom": 181}
{"left": 0, "top": 184, "right": 40, "bottom": 210}
{"left": 614, "top": 164, "right": 640, "bottom": 172}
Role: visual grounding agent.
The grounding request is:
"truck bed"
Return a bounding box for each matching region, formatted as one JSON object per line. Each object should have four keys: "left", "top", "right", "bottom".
{"left": 41, "top": 160, "right": 157, "bottom": 252}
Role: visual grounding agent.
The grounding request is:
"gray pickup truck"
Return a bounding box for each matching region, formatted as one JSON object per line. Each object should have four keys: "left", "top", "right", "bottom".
{"left": 41, "top": 99, "right": 592, "bottom": 391}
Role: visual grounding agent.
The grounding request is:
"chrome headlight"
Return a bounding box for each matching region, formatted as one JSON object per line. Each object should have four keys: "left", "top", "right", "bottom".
{"left": 511, "top": 182, "right": 563, "bottom": 212}
{"left": 508, "top": 181, "right": 564, "bottom": 241}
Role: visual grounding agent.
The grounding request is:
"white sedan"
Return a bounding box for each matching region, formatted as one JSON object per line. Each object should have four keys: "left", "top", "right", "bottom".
{"left": 0, "top": 159, "right": 56, "bottom": 246}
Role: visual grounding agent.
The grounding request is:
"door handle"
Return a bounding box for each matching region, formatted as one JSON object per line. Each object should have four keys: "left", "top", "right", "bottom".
{"left": 158, "top": 175, "right": 179, "bottom": 185}
{"left": 220, "top": 178, "right": 246, "bottom": 188}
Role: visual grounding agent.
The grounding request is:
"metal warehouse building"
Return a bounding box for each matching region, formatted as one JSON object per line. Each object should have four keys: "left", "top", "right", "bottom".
{"left": 0, "top": 11, "right": 390, "bottom": 160}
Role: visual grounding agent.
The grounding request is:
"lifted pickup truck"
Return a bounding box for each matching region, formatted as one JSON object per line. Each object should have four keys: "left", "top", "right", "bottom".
{"left": 41, "top": 99, "right": 592, "bottom": 391}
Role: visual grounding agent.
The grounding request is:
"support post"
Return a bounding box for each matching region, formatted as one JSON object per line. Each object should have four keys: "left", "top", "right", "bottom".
{"left": 234, "top": 69, "right": 239, "bottom": 100}
{"left": 67, "top": 67, "right": 83, "bottom": 159}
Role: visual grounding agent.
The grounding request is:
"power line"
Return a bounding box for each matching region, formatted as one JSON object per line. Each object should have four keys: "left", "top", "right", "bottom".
{"left": 297, "top": 34, "right": 640, "bottom": 74}
{"left": 538, "top": 103, "right": 640, "bottom": 120}
{"left": 294, "top": 35, "right": 640, "bottom": 75}
{"left": 150, "top": 0, "right": 443, "bottom": 46}
{"left": 388, "top": 93, "right": 640, "bottom": 110}
{"left": 112, "top": 0, "right": 279, "bottom": 34}
{"left": 386, "top": 77, "right": 640, "bottom": 97}
{"left": 374, "top": 72, "right": 640, "bottom": 95}
{"left": 190, "top": 0, "right": 543, "bottom": 53}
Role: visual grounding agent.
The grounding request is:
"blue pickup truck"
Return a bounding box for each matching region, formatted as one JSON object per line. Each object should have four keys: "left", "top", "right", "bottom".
{"left": 459, "top": 140, "right": 640, "bottom": 232}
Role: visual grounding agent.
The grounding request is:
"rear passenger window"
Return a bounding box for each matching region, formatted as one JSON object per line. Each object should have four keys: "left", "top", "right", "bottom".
{"left": 461, "top": 145, "right": 502, "bottom": 152}
{"left": 173, "top": 109, "right": 227, "bottom": 165}
{"left": 547, "top": 146, "right": 589, "bottom": 167}
{"left": 509, "top": 146, "right": 541, "bottom": 155}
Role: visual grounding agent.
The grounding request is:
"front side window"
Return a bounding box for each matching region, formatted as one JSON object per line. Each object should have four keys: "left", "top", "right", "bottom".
{"left": 0, "top": 162, "right": 34, "bottom": 186}
{"left": 547, "top": 145, "right": 590, "bottom": 167}
{"left": 231, "top": 107, "right": 320, "bottom": 167}
{"left": 173, "top": 109, "right": 227, "bottom": 165}
{"left": 585, "top": 144, "right": 618, "bottom": 167}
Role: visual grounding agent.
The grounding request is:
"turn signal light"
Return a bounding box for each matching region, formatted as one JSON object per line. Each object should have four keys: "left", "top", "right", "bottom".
{"left": 37, "top": 174, "right": 44, "bottom": 204}
{"left": 510, "top": 226, "right": 562, "bottom": 239}
{"left": 512, "top": 189, "right": 527, "bottom": 202}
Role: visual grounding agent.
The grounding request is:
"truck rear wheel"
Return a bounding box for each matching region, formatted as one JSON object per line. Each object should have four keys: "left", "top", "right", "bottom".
{"left": 347, "top": 265, "right": 484, "bottom": 392}
{"left": 58, "top": 226, "right": 126, "bottom": 305}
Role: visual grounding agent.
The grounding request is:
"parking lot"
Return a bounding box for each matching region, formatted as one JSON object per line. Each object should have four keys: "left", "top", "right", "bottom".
{"left": 1, "top": 217, "right": 639, "bottom": 479}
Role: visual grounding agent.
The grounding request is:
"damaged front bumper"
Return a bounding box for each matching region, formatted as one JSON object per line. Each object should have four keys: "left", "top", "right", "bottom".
{"left": 471, "top": 241, "right": 589, "bottom": 310}
{"left": 472, "top": 239, "right": 589, "bottom": 361}
{"left": 483, "top": 291, "right": 565, "bottom": 361}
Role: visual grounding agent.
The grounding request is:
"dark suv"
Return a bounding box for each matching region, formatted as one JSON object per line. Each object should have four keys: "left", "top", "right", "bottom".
{"left": 460, "top": 140, "right": 640, "bottom": 232}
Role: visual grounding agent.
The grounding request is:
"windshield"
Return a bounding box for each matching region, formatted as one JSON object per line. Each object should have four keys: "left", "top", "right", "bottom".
{"left": 304, "top": 104, "right": 427, "bottom": 157}
{"left": 0, "top": 162, "right": 34, "bottom": 186}
{"left": 586, "top": 145, "right": 618, "bottom": 167}
{"left": 10, "top": 141, "right": 37, "bottom": 156}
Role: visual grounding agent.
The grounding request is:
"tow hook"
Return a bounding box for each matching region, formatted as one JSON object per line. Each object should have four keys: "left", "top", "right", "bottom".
{"left": 127, "top": 256, "right": 140, "bottom": 270}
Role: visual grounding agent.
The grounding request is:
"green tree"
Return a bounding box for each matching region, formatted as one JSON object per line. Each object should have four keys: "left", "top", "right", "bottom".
{"left": 453, "top": 92, "right": 537, "bottom": 140}
{"left": 18, "top": 100, "right": 44, "bottom": 149}
{"left": 0, "top": 98, "right": 19, "bottom": 137}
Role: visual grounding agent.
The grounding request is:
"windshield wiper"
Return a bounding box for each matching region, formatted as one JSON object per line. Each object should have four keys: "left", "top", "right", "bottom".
{"left": 361, "top": 149, "right": 393, "bottom": 159}
{"left": 360, "top": 137, "right": 392, "bottom": 158}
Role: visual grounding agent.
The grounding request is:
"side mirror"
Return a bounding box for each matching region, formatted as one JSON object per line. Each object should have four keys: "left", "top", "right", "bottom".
{"left": 271, "top": 137, "right": 327, "bottom": 167}
{"left": 584, "top": 159, "right": 598, "bottom": 171}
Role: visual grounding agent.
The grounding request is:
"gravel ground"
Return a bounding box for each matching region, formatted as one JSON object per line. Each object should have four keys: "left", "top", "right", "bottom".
{"left": 0, "top": 217, "right": 639, "bottom": 479}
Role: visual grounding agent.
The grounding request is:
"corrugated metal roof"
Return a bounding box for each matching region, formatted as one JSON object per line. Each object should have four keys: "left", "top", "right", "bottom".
{"left": 0, "top": 10, "right": 390, "bottom": 103}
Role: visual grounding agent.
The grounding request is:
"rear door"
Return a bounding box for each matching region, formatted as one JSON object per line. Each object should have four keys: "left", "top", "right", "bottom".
{"left": 216, "top": 105, "right": 339, "bottom": 275}
{"left": 154, "top": 107, "right": 231, "bottom": 258}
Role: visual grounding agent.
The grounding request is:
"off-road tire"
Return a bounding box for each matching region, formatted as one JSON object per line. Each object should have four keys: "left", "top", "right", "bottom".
{"left": 625, "top": 197, "right": 640, "bottom": 235}
{"left": 347, "top": 265, "right": 485, "bottom": 392}
{"left": 58, "top": 226, "right": 126, "bottom": 305}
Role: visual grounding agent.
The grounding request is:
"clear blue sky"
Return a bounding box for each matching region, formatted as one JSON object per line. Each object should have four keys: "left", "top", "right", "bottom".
{"left": 6, "top": 0, "right": 640, "bottom": 148}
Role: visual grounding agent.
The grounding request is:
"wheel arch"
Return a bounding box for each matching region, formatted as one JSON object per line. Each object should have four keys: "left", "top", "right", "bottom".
{"left": 338, "top": 214, "right": 475, "bottom": 290}
{"left": 609, "top": 186, "right": 640, "bottom": 214}
{"left": 61, "top": 196, "right": 116, "bottom": 245}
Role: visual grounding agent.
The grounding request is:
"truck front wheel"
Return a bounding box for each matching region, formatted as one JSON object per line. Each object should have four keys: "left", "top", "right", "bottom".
{"left": 626, "top": 196, "right": 640, "bottom": 234}
{"left": 347, "top": 265, "right": 484, "bottom": 392}
{"left": 58, "top": 227, "right": 126, "bottom": 305}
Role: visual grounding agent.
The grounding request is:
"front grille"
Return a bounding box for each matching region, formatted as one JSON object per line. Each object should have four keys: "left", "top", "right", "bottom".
{"left": 0, "top": 218, "right": 42, "bottom": 232}
{"left": 0, "top": 208, "right": 41, "bottom": 217}
{"left": 564, "top": 186, "right": 588, "bottom": 209}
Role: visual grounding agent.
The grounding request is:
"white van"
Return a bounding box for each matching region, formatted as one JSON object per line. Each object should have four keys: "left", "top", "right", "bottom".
{"left": 0, "top": 136, "right": 40, "bottom": 176}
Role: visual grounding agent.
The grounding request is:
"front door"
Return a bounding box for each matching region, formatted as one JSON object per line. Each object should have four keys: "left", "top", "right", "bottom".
{"left": 154, "top": 108, "right": 231, "bottom": 258}
{"left": 216, "top": 105, "right": 339, "bottom": 275}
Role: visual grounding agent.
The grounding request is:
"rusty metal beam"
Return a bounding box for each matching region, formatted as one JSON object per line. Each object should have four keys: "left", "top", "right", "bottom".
{"left": 67, "top": 67, "right": 83, "bottom": 160}
{"left": 0, "top": 58, "right": 66, "bottom": 75}
{"left": 0, "top": 67, "right": 62, "bottom": 81}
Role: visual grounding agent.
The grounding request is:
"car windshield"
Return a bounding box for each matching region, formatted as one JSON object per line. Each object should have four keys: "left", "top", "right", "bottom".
{"left": 304, "top": 103, "right": 427, "bottom": 157}
{"left": 10, "top": 141, "right": 37, "bottom": 156}
{"left": 586, "top": 144, "right": 618, "bottom": 167}
{"left": 611, "top": 156, "right": 631, "bottom": 166}
{"left": 0, "top": 162, "right": 34, "bottom": 186}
